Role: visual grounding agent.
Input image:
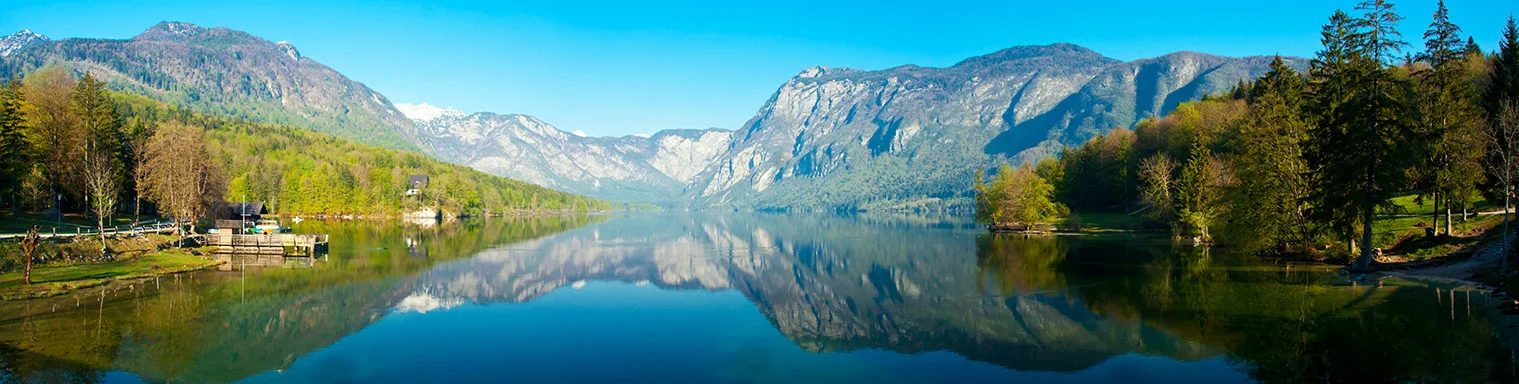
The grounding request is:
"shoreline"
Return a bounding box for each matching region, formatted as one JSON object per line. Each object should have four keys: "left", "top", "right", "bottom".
{"left": 0, "top": 251, "right": 223, "bottom": 301}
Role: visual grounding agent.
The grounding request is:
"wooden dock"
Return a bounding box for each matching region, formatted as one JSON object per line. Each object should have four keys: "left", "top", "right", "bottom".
{"left": 215, "top": 254, "right": 323, "bottom": 270}
{"left": 207, "top": 233, "right": 329, "bottom": 256}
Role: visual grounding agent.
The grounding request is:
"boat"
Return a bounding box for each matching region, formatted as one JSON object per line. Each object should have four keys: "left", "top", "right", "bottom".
{"left": 252, "top": 219, "right": 291, "bottom": 234}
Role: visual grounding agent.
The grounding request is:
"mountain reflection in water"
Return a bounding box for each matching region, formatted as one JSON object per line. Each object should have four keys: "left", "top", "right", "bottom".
{"left": 1, "top": 214, "right": 1515, "bottom": 383}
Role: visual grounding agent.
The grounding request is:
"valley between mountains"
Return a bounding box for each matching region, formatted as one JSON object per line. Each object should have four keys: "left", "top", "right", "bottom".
{"left": 0, "top": 23, "right": 1299, "bottom": 210}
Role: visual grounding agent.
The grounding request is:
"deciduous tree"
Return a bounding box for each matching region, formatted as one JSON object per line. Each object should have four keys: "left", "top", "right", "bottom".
{"left": 20, "top": 67, "right": 78, "bottom": 211}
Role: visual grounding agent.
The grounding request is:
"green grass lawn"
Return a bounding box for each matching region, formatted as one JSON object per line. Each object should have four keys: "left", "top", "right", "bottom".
{"left": 1379, "top": 194, "right": 1500, "bottom": 216}
{"left": 1370, "top": 211, "right": 1507, "bottom": 259}
{"left": 0, "top": 235, "right": 221, "bottom": 300}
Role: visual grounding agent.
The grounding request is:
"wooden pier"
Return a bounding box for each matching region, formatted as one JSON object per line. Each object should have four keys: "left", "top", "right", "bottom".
{"left": 207, "top": 233, "right": 329, "bottom": 256}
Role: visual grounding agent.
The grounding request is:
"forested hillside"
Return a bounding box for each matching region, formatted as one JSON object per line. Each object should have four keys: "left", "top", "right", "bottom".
{"left": 111, "top": 93, "right": 624, "bottom": 216}
{"left": 0, "top": 67, "right": 625, "bottom": 231}
{"left": 0, "top": 22, "right": 420, "bottom": 151}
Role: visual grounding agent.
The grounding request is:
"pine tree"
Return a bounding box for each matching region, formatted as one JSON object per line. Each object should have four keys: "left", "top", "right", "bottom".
{"left": 1488, "top": 16, "right": 1519, "bottom": 116}
{"left": 1308, "top": 11, "right": 1372, "bottom": 259}
{"left": 1225, "top": 57, "right": 1313, "bottom": 254}
{"left": 1307, "top": 3, "right": 1416, "bottom": 269}
{"left": 1349, "top": 0, "right": 1414, "bottom": 269}
{"left": 1416, "top": 1, "right": 1485, "bottom": 237}
{"left": 0, "top": 77, "right": 26, "bottom": 209}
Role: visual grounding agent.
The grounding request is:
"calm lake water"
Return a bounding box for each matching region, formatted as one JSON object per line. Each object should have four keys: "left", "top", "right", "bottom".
{"left": 2, "top": 213, "right": 1517, "bottom": 383}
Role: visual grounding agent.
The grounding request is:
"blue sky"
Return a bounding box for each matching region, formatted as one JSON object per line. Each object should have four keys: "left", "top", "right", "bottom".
{"left": 2, "top": 0, "right": 1516, "bottom": 137}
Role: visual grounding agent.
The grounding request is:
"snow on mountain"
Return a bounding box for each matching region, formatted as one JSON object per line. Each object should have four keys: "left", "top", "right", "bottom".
{"left": 395, "top": 102, "right": 465, "bottom": 122}
{"left": 0, "top": 29, "right": 49, "bottom": 57}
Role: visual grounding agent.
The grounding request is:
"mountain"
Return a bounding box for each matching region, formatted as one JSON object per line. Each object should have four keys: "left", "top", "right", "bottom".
{"left": 0, "top": 30, "right": 47, "bottom": 57}
{"left": 403, "top": 105, "right": 733, "bottom": 206}
{"left": 404, "top": 44, "right": 1297, "bottom": 210}
{"left": 0, "top": 22, "right": 421, "bottom": 150}
{"left": 682, "top": 46, "right": 1304, "bottom": 210}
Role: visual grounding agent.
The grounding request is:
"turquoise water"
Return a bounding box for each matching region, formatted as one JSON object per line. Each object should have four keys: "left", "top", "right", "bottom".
{"left": 1, "top": 214, "right": 1514, "bottom": 383}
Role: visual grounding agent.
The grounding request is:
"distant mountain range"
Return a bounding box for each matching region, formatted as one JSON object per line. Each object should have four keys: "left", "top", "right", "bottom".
{"left": 403, "top": 104, "right": 733, "bottom": 206}
{"left": 0, "top": 22, "right": 1304, "bottom": 210}
{"left": 404, "top": 45, "right": 1300, "bottom": 210}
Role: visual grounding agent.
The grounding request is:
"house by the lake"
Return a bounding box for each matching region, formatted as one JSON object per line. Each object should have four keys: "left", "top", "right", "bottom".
{"left": 406, "top": 174, "right": 429, "bottom": 196}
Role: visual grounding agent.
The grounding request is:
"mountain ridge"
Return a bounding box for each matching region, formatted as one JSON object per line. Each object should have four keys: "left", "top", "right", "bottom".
{"left": 0, "top": 21, "right": 423, "bottom": 150}
{"left": 403, "top": 43, "right": 1301, "bottom": 209}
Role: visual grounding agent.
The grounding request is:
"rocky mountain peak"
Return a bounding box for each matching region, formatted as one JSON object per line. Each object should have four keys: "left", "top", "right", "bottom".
{"left": 136, "top": 21, "right": 210, "bottom": 40}
{"left": 0, "top": 29, "right": 49, "bottom": 57}
{"left": 275, "top": 41, "right": 301, "bottom": 60}
{"left": 797, "top": 66, "right": 829, "bottom": 78}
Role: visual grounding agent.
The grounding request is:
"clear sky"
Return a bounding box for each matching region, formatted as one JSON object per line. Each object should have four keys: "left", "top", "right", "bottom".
{"left": 2, "top": 0, "right": 1516, "bottom": 137}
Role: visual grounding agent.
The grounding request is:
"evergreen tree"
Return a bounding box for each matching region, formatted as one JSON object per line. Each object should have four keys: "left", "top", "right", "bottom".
{"left": 1415, "top": 1, "right": 1485, "bottom": 236}
{"left": 1224, "top": 57, "right": 1314, "bottom": 254}
{"left": 1176, "top": 141, "right": 1224, "bottom": 241}
{"left": 71, "top": 73, "right": 124, "bottom": 176}
{"left": 1348, "top": 0, "right": 1414, "bottom": 269}
{"left": 1488, "top": 16, "right": 1519, "bottom": 116}
{"left": 0, "top": 77, "right": 26, "bottom": 209}
{"left": 1307, "top": 10, "right": 1372, "bottom": 259}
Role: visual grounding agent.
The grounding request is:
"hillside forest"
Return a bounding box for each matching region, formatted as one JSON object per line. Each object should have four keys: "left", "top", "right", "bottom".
{"left": 0, "top": 67, "right": 625, "bottom": 235}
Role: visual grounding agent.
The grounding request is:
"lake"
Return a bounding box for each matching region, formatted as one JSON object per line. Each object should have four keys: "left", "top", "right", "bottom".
{"left": 1, "top": 213, "right": 1516, "bottom": 383}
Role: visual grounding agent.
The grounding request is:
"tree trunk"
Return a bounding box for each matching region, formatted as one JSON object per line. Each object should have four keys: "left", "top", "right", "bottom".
{"left": 1433, "top": 190, "right": 1441, "bottom": 237}
{"left": 1506, "top": 192, "right": 1512, "bottom": 273}
{"left": 1356, "top": 201, "right": 1376, "bottom": 271}
{"left": 1446, "top": 205, "right": 1453, "bottom": 236}
{"left": 98, "top": 216, "right": 107, "bottom": 257}
{"left": 23, "top": 254, "right": 31, "bottom": 285}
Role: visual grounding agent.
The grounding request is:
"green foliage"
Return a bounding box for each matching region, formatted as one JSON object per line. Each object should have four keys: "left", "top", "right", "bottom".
{"left": 0, "top": 77, "right": 25, "bottom": 203}
{"left": 1137, "top": 153, "right": 1178, "bottom": 227}
{"left": 974, "top": 163, "right": 1064, "bottom": 230}
{"left": 1484, "top": 17, "right": 1519, "bottom": 117}
{"left": 1176, "top": 142, "right": 1224, "bottom": 240}
{"left": 1221, "top": 58, "right": 1315, "bottom": 254}
{"left": 1054, "top": 128, "right": 1136, "bottom": 211}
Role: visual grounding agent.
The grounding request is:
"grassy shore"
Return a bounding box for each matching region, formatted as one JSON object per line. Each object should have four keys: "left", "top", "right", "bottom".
{"left": 0, "top": 232, "right": 221, "bottom": 300}
{"left": 1046, "top": 193, "right": 1511, "bottom": 263}
{"left": 0, "top": 250, "right": 220, "bottom": 300}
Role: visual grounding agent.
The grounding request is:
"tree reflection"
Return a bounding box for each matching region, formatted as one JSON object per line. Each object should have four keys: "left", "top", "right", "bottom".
{"left": 972, "top": 234, "right": 1517, "bottom": 382}
{"left": 0, "top": 215, "right": 599, "bottom": 383}
{"left": 975, "top": 234, "right": 1069, "bottom": 295}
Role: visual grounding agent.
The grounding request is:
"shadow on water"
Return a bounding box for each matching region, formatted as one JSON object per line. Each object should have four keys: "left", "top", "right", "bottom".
{"left": 2, "top": 213, "right": 1515, "bottom": 383}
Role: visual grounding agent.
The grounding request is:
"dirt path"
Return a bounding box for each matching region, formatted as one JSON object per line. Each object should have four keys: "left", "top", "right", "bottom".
{"left": 1392, "top": 227, "right": 1518, "bottom": 284}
